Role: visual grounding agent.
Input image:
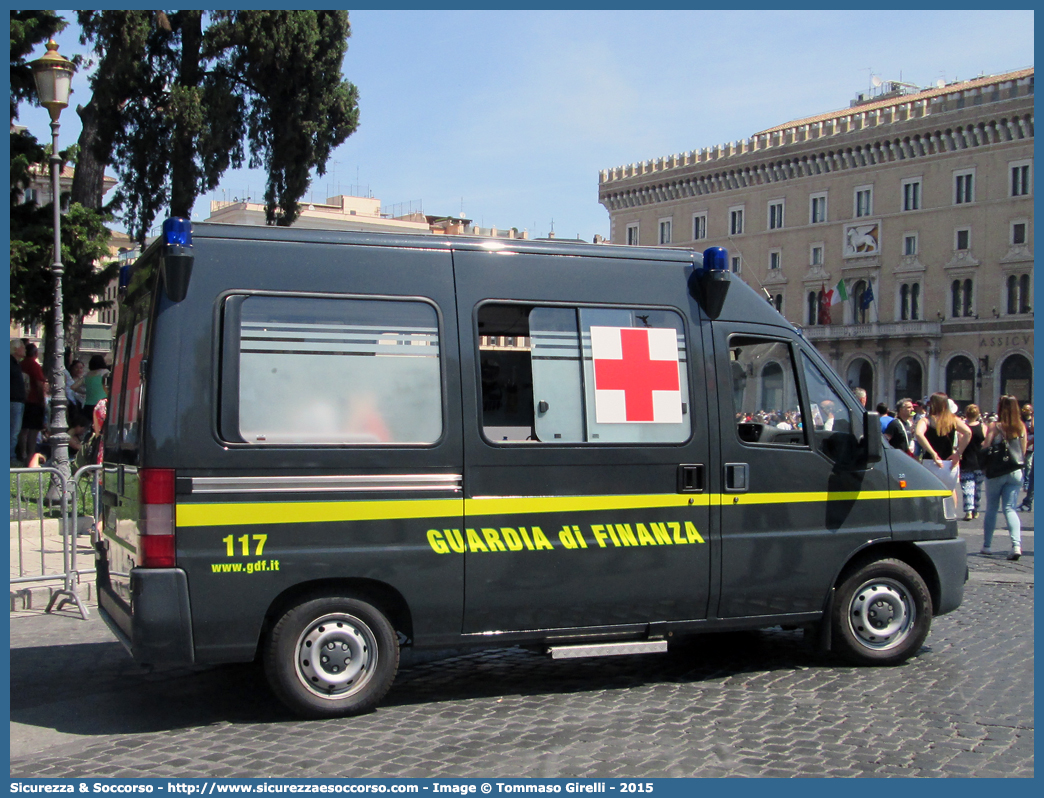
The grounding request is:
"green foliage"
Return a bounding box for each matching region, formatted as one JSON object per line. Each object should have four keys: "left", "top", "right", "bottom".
{"left": 11, "top": 470, "right": 98, "bottom": 520}
{"left": 9, "top": 194, "right": 119, "bottom": 328}
{"left": 205, "top": 11, "right": 360, "bottom": 226}
{"left": 9, "top": 130, "right": 118, "bottom": 327}
{"left": 98, "top": 10, "right": 359, "bottom": 239}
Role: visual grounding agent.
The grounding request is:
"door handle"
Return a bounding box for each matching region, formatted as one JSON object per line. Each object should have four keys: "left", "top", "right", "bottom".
{"left": 725, "top": 463, "right": 749, "bottom": 492}
{"left": 677, "top": 464, "right": 705, "bottom": 493}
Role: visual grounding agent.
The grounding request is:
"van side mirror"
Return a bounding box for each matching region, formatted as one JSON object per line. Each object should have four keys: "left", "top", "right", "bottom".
{"left": 864, "top": 412, "right": 883, "bottom": 463}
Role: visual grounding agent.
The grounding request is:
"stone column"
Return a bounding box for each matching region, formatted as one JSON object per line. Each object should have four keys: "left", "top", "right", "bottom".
{"left": 926, "top": 345, "right": 941, "bottom": 397}
{"left": 877, "top": 344, "right": 891, "bottom": 407}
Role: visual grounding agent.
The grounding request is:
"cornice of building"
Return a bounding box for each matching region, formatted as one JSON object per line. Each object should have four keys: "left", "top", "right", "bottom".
{"left": 599, "top": 69, "right": 1034, "bottom": 209}
{"left": 755, "top": 67, "right": 1033, "bottom": 135}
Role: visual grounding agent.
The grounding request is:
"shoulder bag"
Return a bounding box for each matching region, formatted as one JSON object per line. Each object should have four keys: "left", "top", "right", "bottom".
{"left": 983, "top": 434, "right": 1022, "bottom": 479}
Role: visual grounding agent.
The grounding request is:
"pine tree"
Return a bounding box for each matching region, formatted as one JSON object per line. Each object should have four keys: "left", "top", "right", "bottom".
{"left": 93, "top": 10, "right": 360, "bottom": 241}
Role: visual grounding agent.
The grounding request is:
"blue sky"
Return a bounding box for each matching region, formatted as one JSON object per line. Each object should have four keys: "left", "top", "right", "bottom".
{"left": 16, "top": 9, "right": 1035, "bottom": 241}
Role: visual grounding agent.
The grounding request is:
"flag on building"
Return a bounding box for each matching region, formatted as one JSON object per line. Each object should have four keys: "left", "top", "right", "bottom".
{"left": 861, "top": 282, "right": 875, "bottom": 309}
{"left": 818, "top": 285, "right": 832, "bottom": 326}
{"left": 830, "top": 278, "right": 849, "bottom": 306}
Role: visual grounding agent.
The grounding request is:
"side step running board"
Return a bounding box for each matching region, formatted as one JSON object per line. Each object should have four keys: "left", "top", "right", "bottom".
{"left": 548, "top": 640, "right": 668, "bottom": 660}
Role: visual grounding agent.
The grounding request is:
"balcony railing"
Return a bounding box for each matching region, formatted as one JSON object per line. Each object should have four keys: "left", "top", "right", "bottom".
{"left": 801, "top": 320, "right": 941, "bottom": 341}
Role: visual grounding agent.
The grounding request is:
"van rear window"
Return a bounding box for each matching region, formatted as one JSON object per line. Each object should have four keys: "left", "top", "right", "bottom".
{"left": 220, "top": 295, "right": 442, "bottom": 445}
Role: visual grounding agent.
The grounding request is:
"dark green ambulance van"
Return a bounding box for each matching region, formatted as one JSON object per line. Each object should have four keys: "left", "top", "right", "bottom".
{"left": 96, "top": 219, "right": 966, "bottom": 718}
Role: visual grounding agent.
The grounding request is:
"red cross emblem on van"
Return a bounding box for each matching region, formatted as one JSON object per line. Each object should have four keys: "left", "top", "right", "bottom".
{"left": 590, "top": 326, "right": 682, "bottom": 423}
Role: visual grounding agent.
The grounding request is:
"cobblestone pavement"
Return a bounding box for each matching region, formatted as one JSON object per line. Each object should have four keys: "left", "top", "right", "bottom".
{"left": 10, "top": 526, "right": 1033, "bottom": 779}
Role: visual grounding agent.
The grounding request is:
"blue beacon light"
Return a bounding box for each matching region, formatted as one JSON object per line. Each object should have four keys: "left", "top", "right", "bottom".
{"left": 702, "top": 246, "right": 728, "bottom": 272}
{"left": 163, "top": 217, "right": 192, "bottom": 248}
{"left": 689, "top": 246, "right": 731, "bottom": 320}
{"left": 160, "top": 217, "right": 194, "bottom": 302}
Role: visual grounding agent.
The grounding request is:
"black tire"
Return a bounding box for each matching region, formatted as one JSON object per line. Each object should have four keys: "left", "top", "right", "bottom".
{"left": 832, "top": 558, "right": 932, "bottom": 666}
{"left": 264, "top": 595, "right": 399, "bottom": 718}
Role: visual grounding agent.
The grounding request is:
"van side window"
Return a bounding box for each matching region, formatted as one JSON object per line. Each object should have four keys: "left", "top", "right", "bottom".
{"left": 104, "top": 306, "right": 148, "bottom": 458}
{"left": 800, "top": 353, "right": 855, "bottom": 455}
{"left": 477, "top": 304, "right": 692, "bottom": 444}
{"left": 104, "top": 330, "right": 128, "bottom": 453}
{"left": 220, "top": 295, "right": 442, "bottom": 445}
{"left": 728, "top": 336, "right": 808, "bottom": 447}
{"left": 122, "top": 318, "right": 148, "bottom": 448}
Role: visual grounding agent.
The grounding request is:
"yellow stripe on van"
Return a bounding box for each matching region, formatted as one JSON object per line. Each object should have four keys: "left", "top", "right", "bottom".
{"left": 174, "top": 489, "right": 944, "bottom": 528}
{"left": 465, "top": 493, "right": 712, "bottom": 515}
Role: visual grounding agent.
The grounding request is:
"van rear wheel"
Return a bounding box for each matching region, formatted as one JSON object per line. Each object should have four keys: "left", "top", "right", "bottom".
{"left": 832, "top": 558, "right": 932, "bottom": 666}
{"left": 264, "top": 596, "right": 399, "bottom": 718}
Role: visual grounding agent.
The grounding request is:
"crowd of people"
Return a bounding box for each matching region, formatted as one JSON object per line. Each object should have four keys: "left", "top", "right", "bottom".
{"left": 737, "top": 388, "right": 1032, "bottom": 563}
{"left": 878, "top": 392, "right": 1033, "bottom": 561}
{"left": 10, "top": 338, "right": 108, "bottom": 471}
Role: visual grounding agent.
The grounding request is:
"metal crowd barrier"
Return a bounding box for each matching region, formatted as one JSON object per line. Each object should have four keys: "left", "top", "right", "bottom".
{"left": 10, "top": 464, "right": 100, "bottom": 620}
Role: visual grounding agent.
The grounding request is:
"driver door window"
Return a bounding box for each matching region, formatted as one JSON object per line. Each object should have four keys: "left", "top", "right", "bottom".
{"left": 801, "top": 353, "right": 857, "bottom": 459}
{"left": 728, "top": 336, "right": 807, "bottom": 447}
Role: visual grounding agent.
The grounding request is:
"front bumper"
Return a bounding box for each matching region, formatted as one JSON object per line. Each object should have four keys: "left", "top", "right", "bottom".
{"left": 914, "top": 537, "right": 967, "bottom": 616}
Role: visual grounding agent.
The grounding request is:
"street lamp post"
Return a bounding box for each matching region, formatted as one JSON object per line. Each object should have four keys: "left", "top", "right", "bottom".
{"left": 31, "top": 39, "right": 75, "bottom": 496}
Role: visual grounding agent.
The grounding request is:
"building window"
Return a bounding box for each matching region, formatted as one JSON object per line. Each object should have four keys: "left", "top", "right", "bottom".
{"left": 810, "top": 245, "right": 823, "bottom": 266}
{"left": 946, "top": 356, "right": 976, "bottom": 411}
{"left": 951, "top": 279, "right": 974, "bottom": 317}
{"left": 806, "top": 288, "right": 830, "bottom": 326}
{"left": 626, "top": 224, "right": 639, "bottom": 246}
{"left": 772, "top": 294, "right": 783, "bottom": 313}
{"left": 1011, "top": 162, "right": 1031, "bottom": 196}
{"left": 769, "top": 250, "right": 781, "bottom": 270}
{"left": 954, "top": 169, "right": 975, "bottom": 204}
{"left": 1012, "top": 222, "right": 1027, "bottom": 245}
{"left": 768, "top": 200, "right": 784, "bottom": 230}
{"left": 852, "top": 280, "right": 870, "bottom": 324}
{"left": 730, "top": 255, "right": 742, "bottom": 274}
{"left": 1007, "top": 274, "right": 1032, "bottom": 314}
{"left": 894, "top": 357, "right": 924, "bottom": 407}
{"left": 854, "top": 186, "right": 873, "bottom": 218}
{"left": 900, "top": 283, "right": 921, "bottom": 321}
{"left": 23, "top": 187, "right": 37, "bottom": 204}
{"left": 1000, "top": 354, "right": 1033, "bottom": 405}
{"left": 692, "top": 213, "right": 707, "bottom": 241}
{"left": 955, "top": 228, "right": 970, "bottom": 251}
{"left": 902, "top": 178, "right": 921, "bottom": 211}
{"left": 904, "top": 234, "right": 918, "bottom": 256}
{"left": 810, "top": 193, "right": 827, "bottom": 224}
{"left": 729, "top": 207, "right": 744, "bottom": 236}
{"left": 658, "top": 218, "right": 672, "bottom": 245}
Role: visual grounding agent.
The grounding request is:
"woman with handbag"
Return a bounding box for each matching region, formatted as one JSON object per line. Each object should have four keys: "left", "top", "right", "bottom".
{"left": 981, "top": 395, "right": 1028, "bottom": 560}
{"left": 914, "top": 392, "right": 971, "bottom": 502}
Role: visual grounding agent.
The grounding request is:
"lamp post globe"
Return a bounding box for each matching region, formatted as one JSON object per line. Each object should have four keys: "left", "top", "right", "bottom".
{"left": 30, "top": 39, "right": 75, "bottom": 500}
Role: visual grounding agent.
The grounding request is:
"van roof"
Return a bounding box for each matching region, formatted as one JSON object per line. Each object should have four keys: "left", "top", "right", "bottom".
{"left": 190, "top": 222, "right": 697, "bottom": 264}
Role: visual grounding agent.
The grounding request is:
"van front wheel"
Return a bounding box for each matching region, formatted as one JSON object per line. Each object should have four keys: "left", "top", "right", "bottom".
{"left": 832, "top": 559, "right": 932, "bottom": 666}
{"left": 264, "top": 596, "right": 399, "bottom": 718}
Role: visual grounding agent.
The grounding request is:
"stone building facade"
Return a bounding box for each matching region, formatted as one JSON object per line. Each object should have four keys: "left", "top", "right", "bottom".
{"left": 599, "top": 68, "right": 1034, "bottom": 411}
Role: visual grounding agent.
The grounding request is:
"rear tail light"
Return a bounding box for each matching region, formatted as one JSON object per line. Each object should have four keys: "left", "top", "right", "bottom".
{"left": 139, "top": 468, "right": 176, "bottom": 568}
